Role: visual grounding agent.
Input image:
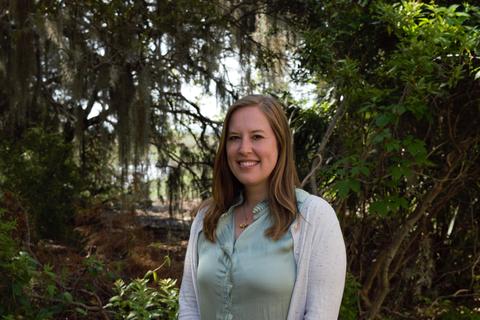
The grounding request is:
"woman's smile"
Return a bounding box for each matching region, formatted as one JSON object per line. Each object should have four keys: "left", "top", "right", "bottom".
{"left": 238, "top": 160, "right": 260, "bottom": 168}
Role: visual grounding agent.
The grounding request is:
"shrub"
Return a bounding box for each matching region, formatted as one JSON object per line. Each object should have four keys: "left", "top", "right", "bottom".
{"left": 0, "top": 204, "right": 38, "bottom": 317}
{"left": 0, "top": 128, "right": 81, "bottom": 241}
{"left": 105, "top": 267, "right": 179, "bottom": 320}
{"left": 339, "top": 273, "right": 361, "bottom": 320}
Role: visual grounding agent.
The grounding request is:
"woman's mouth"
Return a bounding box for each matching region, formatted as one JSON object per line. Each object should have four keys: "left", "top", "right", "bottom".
{"left": 238, "top": 161, "right": 259, "bottom": 168}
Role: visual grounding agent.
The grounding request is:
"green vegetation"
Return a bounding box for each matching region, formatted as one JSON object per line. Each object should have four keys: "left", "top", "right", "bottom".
{"left": 0, "top": 0, "right": 478, "bottom": 319}
{"left": 0, "top": 128, "right": 81, "bottom": 241}
{"left": 292, "top": 2, "right": 480, "bottom": 318}
{"left": 105, "top": 269, "right": 179, "bottom": 320}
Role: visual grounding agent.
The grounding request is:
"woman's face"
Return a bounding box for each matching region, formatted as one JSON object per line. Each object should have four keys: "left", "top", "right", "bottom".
{"left": 226, "top": 105, "right": 278, "bottom": 193}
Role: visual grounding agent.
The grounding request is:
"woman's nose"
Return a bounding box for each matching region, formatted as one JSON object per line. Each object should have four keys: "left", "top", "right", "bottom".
{"left": 239, "top": 137, "right": 253, "bottom": 154}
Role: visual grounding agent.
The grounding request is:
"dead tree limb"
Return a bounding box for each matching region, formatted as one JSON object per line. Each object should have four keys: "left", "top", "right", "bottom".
{"left": 301, "top": 102, "right": 346, "bottom": 192}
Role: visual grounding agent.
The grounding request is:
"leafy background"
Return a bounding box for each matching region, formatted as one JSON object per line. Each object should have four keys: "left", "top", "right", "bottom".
{"left": 0, "top": 1, "right": 479, "bottom": 319}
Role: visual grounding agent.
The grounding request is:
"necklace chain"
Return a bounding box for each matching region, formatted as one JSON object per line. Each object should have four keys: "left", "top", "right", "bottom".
{"left": 239, "top": 205, "right": 250, "bottom": 229}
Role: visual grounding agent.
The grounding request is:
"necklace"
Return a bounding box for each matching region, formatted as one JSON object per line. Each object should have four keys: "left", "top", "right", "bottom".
{"left": 239, "top": 205, "right": 250, "bottom": 229}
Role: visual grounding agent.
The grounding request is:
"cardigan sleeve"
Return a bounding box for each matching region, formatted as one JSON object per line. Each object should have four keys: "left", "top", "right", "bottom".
{"left": 178, "top": 214, "right": 202, "bottom": 320}
{"left": 304, "top": 201, "right": 346, "bottom": 320}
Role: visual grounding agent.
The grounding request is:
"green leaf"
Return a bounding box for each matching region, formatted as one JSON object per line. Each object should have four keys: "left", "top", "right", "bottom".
{"left": 109, "top": 296, "right": 122, "bottom": 303}
{"left": 398, "top": 197, "right": 409, "bottom": 209}
{"left": 370, "top": 200, "right": 389, "bottom": 216}
{"left": 405, "top": 138, "right": 427, "bottom": 157}
{"left": 75, "top": 307, "right": 88, "bottom": 316}
{"left": 391, "top": 166, "right": 403, "bottom": 181}
{"left": 391, "top": 104, "right": 406, "bottom": 115}
{"left": 375, "top": 113, "right": 393, "bottom": 127}
{"left": 63, "top": 291, "right": 73, "bottom": 303}
{"left": 12, "top": 283, "right": 22, "bottom": 296}
{"left": 350, "top": 180, "right": 361, "bottom": 193}
{"left": 372, "top": 129, "right": 392, "bottom": 144}
{"left": 359, "top": 166, "right": 370, "bottom": 176}
{"left": 336, "top": 180, "right": 351, "bottom": 199}
{"left": 46, "top": 284, "right": 56, "bottom": 297}
{"left": 336, "top": 179, "right": 360, "bottom": 198}
{"left": 163, "top": 255, "right": 171, "bottom": 267}
{"left": 385, "top": 140, "right": 401, "bottom": 152}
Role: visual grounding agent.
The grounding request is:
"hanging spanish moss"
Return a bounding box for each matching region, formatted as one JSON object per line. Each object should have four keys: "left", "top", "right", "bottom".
{"left": 0, "top": 0, "right": 296, "bottom": 205}
{"left": 6, "top": 0, "right": 36, "bottom": 138}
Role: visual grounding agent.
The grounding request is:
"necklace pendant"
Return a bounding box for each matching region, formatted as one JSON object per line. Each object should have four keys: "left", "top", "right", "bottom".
{"left": 239, "top": 223, "right": 249, "bottom": 229}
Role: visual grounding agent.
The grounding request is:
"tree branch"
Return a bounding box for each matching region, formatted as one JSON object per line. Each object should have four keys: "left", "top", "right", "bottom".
{"left": 301, "top": 101, "right": 346, "bottom": 191}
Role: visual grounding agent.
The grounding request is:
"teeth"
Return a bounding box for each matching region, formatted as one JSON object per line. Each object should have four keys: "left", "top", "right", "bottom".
{"left": 239, "top": 161, "right": 258, "bottom": 168}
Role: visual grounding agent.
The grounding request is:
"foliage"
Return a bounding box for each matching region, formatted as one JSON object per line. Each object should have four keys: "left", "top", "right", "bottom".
{"left": 0, "top": 202, "right": 74, "bottom": 318}
{"left": 289, "top": 0, "right": 480, "bottom": 318}
{"left": 415, "top": 298, "right": 480, "bottom": 320}
{"left": 79, "top": 125, "right": 122, "bottom": 204}
{"left": 0, "top": 208, "right": 27, "bottom": 316}
{"left": 105, "top": 267, "right": 179, "bottom": 320}
{"left": 0, "top": 0, "right": 291, "bottom": 206}
{"left": 339, "top": 273, "right": 361, "bottom": 320}
{"left": 0, "top": 206, "right": 178, "bottom": 319}
{"left": 1, "top": 0, "right": 479, "bottom": 318}
{"left": 439, "top": 305, "right": 480, "bottom": 320}
{"left": 0, "top": 250, "right": 41, "bottom": 319}
{"left": 0, "top": 128, "right": 81, "bottom": 241}
{"left": 286, "top": 100, "right": 330, "bottom": 186}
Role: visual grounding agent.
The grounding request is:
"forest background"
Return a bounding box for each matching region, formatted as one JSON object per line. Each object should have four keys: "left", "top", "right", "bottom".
{"left": 0, "top": 0, "right": 479, "bottom": 319}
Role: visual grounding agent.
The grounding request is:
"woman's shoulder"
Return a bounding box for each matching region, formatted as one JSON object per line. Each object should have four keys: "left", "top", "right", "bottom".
{"left": 296, "top": 188, "right": 338, "bottom": 227}
{"left": 189, "top": 199, "right": 211, "bottom": 232}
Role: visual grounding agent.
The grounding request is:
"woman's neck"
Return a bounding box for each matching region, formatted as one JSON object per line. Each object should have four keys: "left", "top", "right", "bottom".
{"left": 243, "top": 185, "right": 268, "bottom": 209}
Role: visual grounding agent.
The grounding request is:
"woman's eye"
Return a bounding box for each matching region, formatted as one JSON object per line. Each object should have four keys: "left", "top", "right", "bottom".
{"left": 252, "top": 135, "right": 263, "bottom": 140}
{"left": 228, "top": 136, "right": 239, "bottom": 141}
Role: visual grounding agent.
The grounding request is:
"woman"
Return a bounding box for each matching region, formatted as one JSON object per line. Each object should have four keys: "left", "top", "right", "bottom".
{"left": 179, "top": 95, "right": 346, "bottom": 320}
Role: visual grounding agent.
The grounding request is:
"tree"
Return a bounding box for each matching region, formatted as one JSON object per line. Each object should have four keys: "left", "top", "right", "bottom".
{"left": 0, "top": 0, "right": 294, "bottom": 203}
{"left": 289, "top": 1, "right": 480, "bottom": 318}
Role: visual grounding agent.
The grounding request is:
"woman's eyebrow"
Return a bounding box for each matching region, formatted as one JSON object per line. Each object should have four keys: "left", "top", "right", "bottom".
{"left": 228, "top": 129, "right": 265, "bottom": 133}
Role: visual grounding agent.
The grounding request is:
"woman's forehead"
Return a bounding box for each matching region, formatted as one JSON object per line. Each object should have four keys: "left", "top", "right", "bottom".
{"left": 228, "top": 106, "right": 272, "bottom": 132}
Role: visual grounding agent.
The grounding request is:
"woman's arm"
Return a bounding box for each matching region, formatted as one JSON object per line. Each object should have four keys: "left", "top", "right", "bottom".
{"left": 178, "top": 216, "right": 201, "bottom": 319}
{"left": 304, "top": 205, "right": 347, "bottom": 320}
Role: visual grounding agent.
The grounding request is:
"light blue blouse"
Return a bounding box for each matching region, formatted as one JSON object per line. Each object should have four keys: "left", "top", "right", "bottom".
{"left": 196, "top": 198, "right": 296, "bottom": 320}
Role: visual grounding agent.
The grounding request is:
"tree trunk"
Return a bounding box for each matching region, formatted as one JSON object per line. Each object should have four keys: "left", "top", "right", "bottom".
{"left": 364, "top": 151, "right": 463, "bottom": 319}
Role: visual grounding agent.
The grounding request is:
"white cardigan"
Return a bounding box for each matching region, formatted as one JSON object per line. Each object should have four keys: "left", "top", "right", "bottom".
{"left": 179, "top": 189, "right": 346, "bottom": 320}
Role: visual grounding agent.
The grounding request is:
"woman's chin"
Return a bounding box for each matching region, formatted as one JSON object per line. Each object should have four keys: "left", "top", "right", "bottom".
{"left": 237, "top": 178, "right": 268, "bottom": 190}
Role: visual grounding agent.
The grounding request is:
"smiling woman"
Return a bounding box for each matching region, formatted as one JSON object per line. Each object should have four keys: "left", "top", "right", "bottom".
{"left": 179, "top": 95, "right": 346, "bottom": 320}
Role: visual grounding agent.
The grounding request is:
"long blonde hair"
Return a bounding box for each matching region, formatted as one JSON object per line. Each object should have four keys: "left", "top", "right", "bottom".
{"left": 202, "top": 94, "right": 300, "bottom": 241}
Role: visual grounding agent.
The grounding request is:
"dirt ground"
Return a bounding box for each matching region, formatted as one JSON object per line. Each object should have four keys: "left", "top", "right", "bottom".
{"left": 72, "top": 202, "right": 193, "bottom": 285}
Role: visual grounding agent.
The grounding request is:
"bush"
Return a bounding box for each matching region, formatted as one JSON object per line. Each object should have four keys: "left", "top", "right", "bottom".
{"left": 339, "top": 273, "right": 361, "bottom": 320}
{"left": 0, "top": 128, "right": 81, "bottom": 241}
{"left": 0, "top": 204, "right": 40, "bottom": 317}
{"left": 0, "top": 207, "right": 22, "bottom": 315}
{"left": 105, "top": 266, "right": 179, "bottom": 320}
{"left": 440, "top": 307, "right": 480, "bottom": 320}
